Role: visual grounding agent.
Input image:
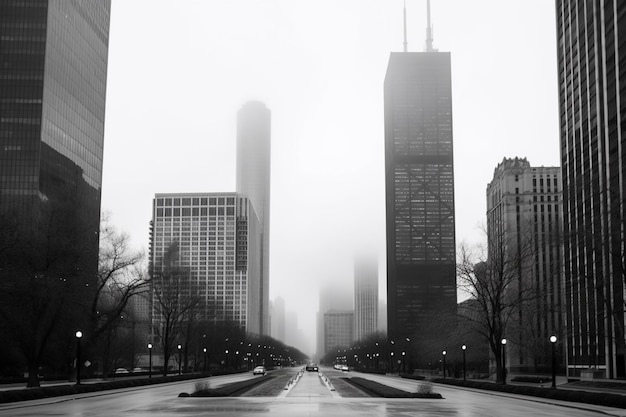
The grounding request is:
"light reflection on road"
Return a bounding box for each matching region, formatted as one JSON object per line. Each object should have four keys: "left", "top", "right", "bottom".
{"left": 0, "top": 367, "right": 624, "bottom": 417}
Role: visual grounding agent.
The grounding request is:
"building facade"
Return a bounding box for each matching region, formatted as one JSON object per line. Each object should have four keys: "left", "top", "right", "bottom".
{"left": 271, "top": 296, "right": 286, "bottom": 343}
{"left": 236, "top": 101, "right": 271, "bottom": 335}
{"left": 149, "top": 193, "right": 262, "bottom": 333}
{"left": 556, "top": 0, "right": 626, "bottom": 378}
{"left": 486, "top": 157, "right": 563, "bottom": 372}
{"left": 354, "top": 257, "right": 378, "bottom": 342}
{"left": 0, "top": 0, "right": 109, "bottom": 265}
{"left": 0, "top": 0, "right": 110, "bottom": 375}
{"left": 384, "top": 51, "right": 457, "bottom": 345}
{"left": 324, "top": 311, "right": 354, "bottom": 356}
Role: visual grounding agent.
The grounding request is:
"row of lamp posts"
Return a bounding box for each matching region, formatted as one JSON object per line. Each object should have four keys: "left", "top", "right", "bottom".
{"left": 499, "top": 335, "right": 558, "bottom": 387}
{"left": 73, "top": 330, "right": 215, "bottom": 384}
{"left": 437, "top": 335, "right": 556, "bottom": 386}
{"left": 440, "top": 344, "right": 466, "bottom": 380}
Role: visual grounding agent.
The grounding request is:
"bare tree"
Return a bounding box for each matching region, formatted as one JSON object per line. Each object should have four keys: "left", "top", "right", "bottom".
{"left": 456, "top": 225, "right": 536, "bottom": 383}
{"left": 152, "top": 242, "right": 200, "bottom": 375}
{"left": 0, "top": 200, "right": 93, "bottom": 387}
{"left": 87, "top": 215, "right": 147, "bottom": 375}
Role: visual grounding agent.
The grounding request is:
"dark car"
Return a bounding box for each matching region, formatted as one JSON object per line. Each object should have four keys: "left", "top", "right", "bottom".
{"left": 305, "top": 363, "right": 318, "bottom": 372}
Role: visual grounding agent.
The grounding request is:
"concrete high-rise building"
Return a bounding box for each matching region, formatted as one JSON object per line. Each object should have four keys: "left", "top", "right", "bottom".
{"left": 556, "top": 0, "right": 626, "bottom": 378}
{"left": 354, "top": 257, "right": 378, "bottom": 342}
{"left": 236, "top": 101, "right": 271, "bottom": 335}
{"left": 149, "top": 193, "right": 262, "bottom": 333}
{"left": 323, "top": 311, "right": 354, "bottom": 356}
{"left": 486, "top": 157, "right": 563, "bottom": 372}
{"left": 384, "top": 6, "right": 456, "bottom": 345}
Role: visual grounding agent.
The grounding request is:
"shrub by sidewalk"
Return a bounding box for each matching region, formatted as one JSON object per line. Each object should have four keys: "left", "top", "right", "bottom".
{"left": 343, "top": 377, "right": 442, "bottom": 398}
{"left": 180, "top": 375, "right": 272, "bottom": 397}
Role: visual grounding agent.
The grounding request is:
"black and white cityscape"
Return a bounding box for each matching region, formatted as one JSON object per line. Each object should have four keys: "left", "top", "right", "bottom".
{"left": 1, "top": 1, "right": 626, "bottom": 415}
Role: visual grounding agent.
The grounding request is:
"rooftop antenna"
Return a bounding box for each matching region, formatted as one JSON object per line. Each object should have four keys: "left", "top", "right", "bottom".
{"left": 403, "top": 0, "right": 408, "bottom": 52}
{"left": 425, "top": 0, "right": 434, "bottom": 52}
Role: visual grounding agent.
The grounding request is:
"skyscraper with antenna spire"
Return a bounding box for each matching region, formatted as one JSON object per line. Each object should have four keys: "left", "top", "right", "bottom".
{"left": 384, "top": 0, "right": 456, "bottom": 356}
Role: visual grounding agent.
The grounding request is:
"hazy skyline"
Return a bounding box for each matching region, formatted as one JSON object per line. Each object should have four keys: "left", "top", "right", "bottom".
{"left": 101, "top": 1, "right": 560, "bottom": 354}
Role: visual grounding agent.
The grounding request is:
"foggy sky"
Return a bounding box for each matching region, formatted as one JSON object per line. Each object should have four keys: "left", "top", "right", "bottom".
{"left": 101, "top": 1, "right": 560, "bottom": 355}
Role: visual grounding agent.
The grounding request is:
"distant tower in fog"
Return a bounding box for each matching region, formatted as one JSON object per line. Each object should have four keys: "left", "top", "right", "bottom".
{"left": 354, "top": 257, "right": 378, "bottom": 342}
{"left": 384, "top": 0, "right": 456, "bottom": 346}
{"left": 237, "top": 101, "right": 271, "bottom": 335}
{"left": 271, "top": 296, "right": 286, "bottom": 342}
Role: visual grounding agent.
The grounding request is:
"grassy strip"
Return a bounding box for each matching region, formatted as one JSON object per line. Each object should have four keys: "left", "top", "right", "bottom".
{"left": 432, "top": 378, "right": 626, "bottom": 409}
{"left": 399, "top": 374, "right": 426, "bottom": 381}
{"left": 342, "top": 377, "right": 442, "bottom": 398}
{"left": 0, "top": 373, "right": 204, "bottom": 404}
{"left": 182, "top": 375, "right": 273, "bottom": 397}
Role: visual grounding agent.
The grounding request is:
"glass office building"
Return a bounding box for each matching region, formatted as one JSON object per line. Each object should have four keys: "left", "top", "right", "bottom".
{"left": 384, "top": 52, "right": 457, "bottom": 345}
{"left": 1, "top": 0, "right": 110, "bottom": 256}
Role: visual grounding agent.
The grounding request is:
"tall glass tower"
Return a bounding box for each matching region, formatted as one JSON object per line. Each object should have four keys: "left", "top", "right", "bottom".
{"left": 0, "top": 1, "right": 110, "bottom": 284}
{"left": 0, "top": 0, "right": 110, "bottom": 379}
{"left": 236, "top": 101, "right": 271, "bottom": 335}
{"left": 384, "top": 23, "right": 456, "bottom": 346}
{"left": 556, "top": 0, "right": 626, "bottom": 379}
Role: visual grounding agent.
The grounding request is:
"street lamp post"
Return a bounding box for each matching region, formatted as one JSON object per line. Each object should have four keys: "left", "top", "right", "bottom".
{"left": 147, "top": 343, "right": 153, "bottom": 378}
{"left": 75, "top": 331, "right": 83, "bottom": 385}
{"left": 550, "top": 335, "right": 557, "bottom": 389}
{"left": 462, "top": 345, "right": 467, "bottom": 382}
{"left": 225, "top": 349, "right": 229, "bottom": 370}
{"left": 203, "top": 348, "right": 207, "bottom": 373}
{"left": 177, "top": 344, "right": 182, "bottom": 375}
{"left": 501, "top": 338, "right": 507, "bottom": 384}
{"left": 442, "top": 350, "right": 447, "bottom": 378}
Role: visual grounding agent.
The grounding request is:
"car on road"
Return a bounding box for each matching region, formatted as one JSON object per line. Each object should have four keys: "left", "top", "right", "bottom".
{"left": 305, "top": 363, "right": 318, "bottom": 372}
{"left": 253, "top": 366, "right": 266, "bottom": 375}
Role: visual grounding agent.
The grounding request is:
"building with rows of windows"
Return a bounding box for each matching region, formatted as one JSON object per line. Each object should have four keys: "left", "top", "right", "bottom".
{"left": 384, "top": 50, "right": 457, "bottom": 347}
{"left": 486, "top": 157, "right": 563, "bottom": 373}
{"left": 556, "top": 0, "right": 626, "bottom": 379}
{"left": 149, "top": 193, "right": 262, "bottom": 333}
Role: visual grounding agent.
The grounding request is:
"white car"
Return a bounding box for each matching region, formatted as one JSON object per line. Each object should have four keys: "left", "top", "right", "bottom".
{"left": 253, "top": 366, "right": 266, "bottom": 375}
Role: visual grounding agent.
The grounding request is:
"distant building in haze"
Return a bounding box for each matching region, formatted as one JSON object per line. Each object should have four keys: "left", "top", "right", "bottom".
{"left": 317, "top": 286, "right": 353, "bottom": 360}
{"left": 378, "top": 300, "right": 387, "bottom": 333}
{"left": 556, "top": 0, "right": 626, "bottom": 379}
{"left": 324, "top": 311, "right": 354, "bottom": 357}
{"left": 149, "top": 193, "right": 262, "bottom": 333}
{"left": 354, "top": 257, "right": 378, "bottom": 342}
{"left": 486, "top": 157, "right": 563, "bottom": 373}
{"left": 237, "top": 101, "right": 271, "bottom": 335}
{"left": 271, "top": 296, "right": 286, "bottom": 343}
{"left": 384, "top": 5, "right": 456, "bottom": 348}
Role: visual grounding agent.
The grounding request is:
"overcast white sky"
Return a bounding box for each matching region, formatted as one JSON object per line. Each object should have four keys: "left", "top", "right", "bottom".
{"left": 101, "top": 0, "right": 560, "bottom": 354}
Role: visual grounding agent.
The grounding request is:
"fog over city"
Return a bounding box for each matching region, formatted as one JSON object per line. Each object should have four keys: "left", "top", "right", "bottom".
{"left": 101, "top": 0, "right": 560, "bottom": 355}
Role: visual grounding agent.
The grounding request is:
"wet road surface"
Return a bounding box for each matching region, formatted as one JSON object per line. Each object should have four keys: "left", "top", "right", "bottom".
{"left": 1, "top": 367, "right": 625, "bottom": 416}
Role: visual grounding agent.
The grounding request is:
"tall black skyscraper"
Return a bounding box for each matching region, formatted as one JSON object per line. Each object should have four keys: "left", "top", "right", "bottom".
{"left": 236, "top": 101, "right": 271, "bottom": 335}
{"left": 557, "top": 0, "right": 626, "bottom": 379}
{"left": 0, "top": 0, "right": 110, "bottom": 381}
{"left": 384, "top": 3, "right": 456, "bottom": 347}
